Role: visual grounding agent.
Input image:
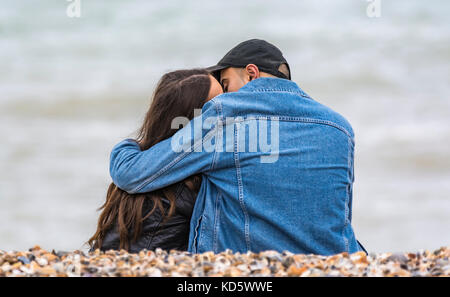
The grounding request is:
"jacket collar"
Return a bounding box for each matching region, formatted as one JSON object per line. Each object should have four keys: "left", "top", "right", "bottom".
{"left": 238, "top": 77, "right": 310, "bottom": 98}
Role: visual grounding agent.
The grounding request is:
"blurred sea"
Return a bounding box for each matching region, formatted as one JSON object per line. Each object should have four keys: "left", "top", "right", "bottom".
{"left": 0, "top": 0, "right": 449, "bottom": 253}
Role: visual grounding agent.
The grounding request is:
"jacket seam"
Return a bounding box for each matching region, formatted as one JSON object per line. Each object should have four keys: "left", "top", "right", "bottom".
{"left": 248, "top": 88, "right": 310, "bottom": 98}
{"left": 280, "top": 117, "right": 354, "bottom": 140}
{"left": 213, "top": 191, "right": 222, "bottom": 253}
{"left": 210, "top": 120, "right": 222, "bottom": 171}
{"left": 210, "top": 101, "right": 223, "bottom": 172}
{"left": 342, "top": 136, "right": 352, "bottom": 253}
{"left": 216, "top": 115, "right": 353, "bottom": 139}
{"left": 191, "top": 215, "right": 203, "bottom": 253}
{"left": 234, "top": 122, "right": 251, "bottom": 252}
{"left": 215, "top": 99, "right": 223, "bottom": 120}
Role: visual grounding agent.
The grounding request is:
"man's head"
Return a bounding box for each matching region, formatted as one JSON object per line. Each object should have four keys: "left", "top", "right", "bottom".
{"left": 207, "top": 39, "right": 291, "bottom": 93}
{"left": 219, "top": 63, "right": 290, "bottom": 93}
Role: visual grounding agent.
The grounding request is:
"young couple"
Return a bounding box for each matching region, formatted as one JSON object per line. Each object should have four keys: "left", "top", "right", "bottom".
{"left": 89, "top": 39, "right": 366, "bottom": 256}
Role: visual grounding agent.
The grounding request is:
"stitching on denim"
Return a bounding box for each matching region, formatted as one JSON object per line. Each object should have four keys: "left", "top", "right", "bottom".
{"left": 348, "top": 141, "right": 354, "bottom": 222}
{"left": 215, "top": 100, "right": 223, "bottom": 120}
{"left": 287, "top": 117, "right": 351, "bottom": 138}
{"left": 266, "top": 116, "right": 353, "bottom": 139}
{"left": 199, "top": 214, "right": 206, "bottom": 251}
{"left": 131, "top": 125, "right": 217, "bottom": 193}
{"left": 342, "top": 136, "right": 352, "bottom": 253}
{"left": 213, "top": 192, "right": 222, "bottom": 253}
{"left": 207, "top": 101, "right": 222, "bottom": 171}
{"left": 210, "top": 119, "right": 222, "bottom": 171}
{"left": 192, "top": 214, "right": 203, "bottom": 253}
{"left": 217, "top": 115, "right": 353, "bottom": 139}
{"left": 257, "top": 88, "right": 289, "bottom": 92}
{"left": 249, "top": 88, "right": 310, "bottom": 97}
{"left": 234, "top": 122, "right": 251, "bottom": 252}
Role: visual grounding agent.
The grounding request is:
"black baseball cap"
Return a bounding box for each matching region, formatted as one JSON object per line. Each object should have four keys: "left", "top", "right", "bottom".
{"left": 207, "top": 39, "right": 291, "bottom": 82}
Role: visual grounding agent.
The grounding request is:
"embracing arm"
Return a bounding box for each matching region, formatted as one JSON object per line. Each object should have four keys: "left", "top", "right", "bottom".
{"left": 110, "top": 101, "right": 220, "bottom": 194}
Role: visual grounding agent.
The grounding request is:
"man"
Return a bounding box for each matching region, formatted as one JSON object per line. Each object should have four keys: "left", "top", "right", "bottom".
{"left": 110, "top": 39, "right": 365, "bottom": 255}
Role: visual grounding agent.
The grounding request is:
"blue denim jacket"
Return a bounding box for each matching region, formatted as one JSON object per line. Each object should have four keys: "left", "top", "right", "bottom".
{"left": 110, "top": 77, "right": 363, "bottom": 255}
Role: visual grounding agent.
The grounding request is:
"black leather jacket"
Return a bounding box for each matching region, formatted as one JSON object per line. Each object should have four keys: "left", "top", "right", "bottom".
{"left": 98, "top": 182, "right": 197, "bottom": 253}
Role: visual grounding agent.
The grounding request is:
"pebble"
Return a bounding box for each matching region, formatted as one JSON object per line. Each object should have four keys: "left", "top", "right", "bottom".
{"left": 17, "top": 256, "right": 30, "bottom": 265}
{"left": 0, "top": 246, "right": 448, "bottom": 277}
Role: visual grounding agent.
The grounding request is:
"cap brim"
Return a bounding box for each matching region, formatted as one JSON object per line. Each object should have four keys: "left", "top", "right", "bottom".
{"left": 206, "top": 65, "right": 228, "bottom": 81}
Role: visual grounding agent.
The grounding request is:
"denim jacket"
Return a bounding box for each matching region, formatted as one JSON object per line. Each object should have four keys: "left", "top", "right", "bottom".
{"left": 110, "top": 77, "right": 363, "bottom": 256}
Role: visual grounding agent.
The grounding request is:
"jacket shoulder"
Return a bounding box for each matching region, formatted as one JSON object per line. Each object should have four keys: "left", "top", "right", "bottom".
{"left": 206, "top": 89, "right": 354, "bottom": 139}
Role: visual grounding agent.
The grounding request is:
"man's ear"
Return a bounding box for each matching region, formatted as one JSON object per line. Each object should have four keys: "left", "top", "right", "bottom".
{"left": 245, "top": 64, "right": 260, "bottom": 81}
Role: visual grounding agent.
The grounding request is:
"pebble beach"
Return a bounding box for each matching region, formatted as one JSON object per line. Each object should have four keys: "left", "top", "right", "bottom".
{"left": 0, "top": 246, "right": 449, "bottom": 277}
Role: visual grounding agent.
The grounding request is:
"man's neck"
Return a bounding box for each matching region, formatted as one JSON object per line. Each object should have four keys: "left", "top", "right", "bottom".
{"left": 259, "top": 72, "right": 277, "bottom": 78}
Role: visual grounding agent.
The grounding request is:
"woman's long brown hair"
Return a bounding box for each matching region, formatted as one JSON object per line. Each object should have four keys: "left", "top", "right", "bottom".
{"left": 88, "top": 69, "right": 211, "bottom": 251}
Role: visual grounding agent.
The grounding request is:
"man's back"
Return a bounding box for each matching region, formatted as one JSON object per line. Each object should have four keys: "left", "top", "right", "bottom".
{"left": 188, "top": 77, "right": 360, "bottom": 255}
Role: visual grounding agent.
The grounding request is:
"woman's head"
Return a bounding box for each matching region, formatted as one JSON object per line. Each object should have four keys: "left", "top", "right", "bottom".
{"left": 137, "top": 69, "right": 222, "bottom": 149}
{"left": 89, "top": 69, "right": 222, "bottom": 251}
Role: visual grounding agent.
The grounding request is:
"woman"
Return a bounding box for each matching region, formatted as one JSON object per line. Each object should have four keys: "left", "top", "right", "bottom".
{"left": 88, "top": 69, "right": 223, "bottom": 253}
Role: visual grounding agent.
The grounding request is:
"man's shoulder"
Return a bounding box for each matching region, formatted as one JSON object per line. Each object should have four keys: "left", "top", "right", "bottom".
{"left": 201, "top": 78, "right": 354, "bottom": 138}
{"left": 312, "top": 102, "right": 355, "bottom": 139}
{"left": 204, "top": 90, "right": 354, "bottom": 139}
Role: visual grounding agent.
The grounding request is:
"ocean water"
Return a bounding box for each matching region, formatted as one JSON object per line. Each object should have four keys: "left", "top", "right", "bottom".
{"left": 0, "top": 0, "right": 449, "bottom": 253}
